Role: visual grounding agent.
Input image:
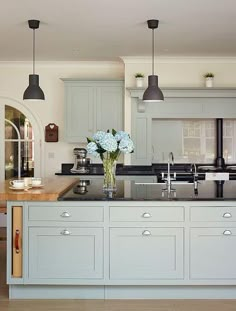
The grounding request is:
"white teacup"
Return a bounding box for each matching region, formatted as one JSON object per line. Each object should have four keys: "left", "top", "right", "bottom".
{"left": 31, "top": 177, "right": 42, "bottom": 186}
{"left": 9, "top": 180, "right": 25, "bottom": 188}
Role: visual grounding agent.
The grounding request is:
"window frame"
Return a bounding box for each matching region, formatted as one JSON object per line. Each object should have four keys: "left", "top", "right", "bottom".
{"left": 0, "top": 97, "right": 44, "bottom": 182}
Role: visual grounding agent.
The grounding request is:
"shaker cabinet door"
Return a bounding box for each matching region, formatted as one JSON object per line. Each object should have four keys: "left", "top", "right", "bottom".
{"left": 109, "top": 227, "right": 184, "bottom": 280}
{"left": 64, "top": 85, "right": 95, "bottom": 142}
{"left": 190, "top": 227, "right": 236, "bottom": 280}
{"left": 96, "top": 86, "right": 123, "bottom": 132}
{"left": 27, "top": 227, "right": 103, "bottom": 283}
{"left": 63, "top": 80, "right": 124, "bottom": 143}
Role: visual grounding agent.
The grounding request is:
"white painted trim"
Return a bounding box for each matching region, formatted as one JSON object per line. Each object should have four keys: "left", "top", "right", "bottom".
{"left": 1, "top": 58, "right": 236, "bottom": 67}
{"left": 120, "top": 56, "right": 236, "bottom": 64}
{"left": 5, "top": 119, "right": 21, "bottom": 179}
{"left": 0, "top": 61, "right": 124, "bottom": 68}
{"left": 8, "top": 285, "right": 236, "bottom": 299}
{"left": 128, "top": 87, "right": 236, "bottom": 100}
{"left": 0, "top": 104, "right": 4, "bottom": 182}
{"left": 0, "top": 96, "right": 45, "bottom": 180}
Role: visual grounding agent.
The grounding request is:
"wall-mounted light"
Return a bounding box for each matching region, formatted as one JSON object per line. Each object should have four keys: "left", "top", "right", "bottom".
{"left": 143, "top": 19, "right": 164, "bottom": 102}
{"left": 23, "top": 20, "right": 45, "bottom": 101}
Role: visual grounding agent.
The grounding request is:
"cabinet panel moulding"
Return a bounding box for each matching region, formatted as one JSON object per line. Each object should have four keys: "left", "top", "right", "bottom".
{"left": 128, "top": 87, "right": 236, "bottom": 100}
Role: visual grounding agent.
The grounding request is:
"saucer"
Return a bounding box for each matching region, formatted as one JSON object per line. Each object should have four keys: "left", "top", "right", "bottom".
{"left": 9, "top": 186, "right": 29, "bottom": 191}
{"left": 31, "top": 184, "right": 44, "bottom": 188}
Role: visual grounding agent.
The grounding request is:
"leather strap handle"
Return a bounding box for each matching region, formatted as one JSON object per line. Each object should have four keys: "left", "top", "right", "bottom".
{"left": 15, "top": 229, "right": 20, "bottom": 253}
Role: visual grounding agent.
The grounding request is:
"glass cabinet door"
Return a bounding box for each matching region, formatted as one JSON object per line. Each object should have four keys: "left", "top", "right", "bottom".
{"left": 5, "top": 105, "right": 34, "bottom": 179}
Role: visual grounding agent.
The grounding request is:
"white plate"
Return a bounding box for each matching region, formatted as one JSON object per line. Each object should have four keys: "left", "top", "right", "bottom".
{"left": 9, "top": 186, "right": 31, "bottom": 191}
{"left": 31, "top": 184, "right": 44, "bottom": 188}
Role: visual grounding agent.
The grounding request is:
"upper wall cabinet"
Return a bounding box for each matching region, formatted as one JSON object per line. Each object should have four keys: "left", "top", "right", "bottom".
{"left": 62, "top": 80, "right": 124, "bottom": 143}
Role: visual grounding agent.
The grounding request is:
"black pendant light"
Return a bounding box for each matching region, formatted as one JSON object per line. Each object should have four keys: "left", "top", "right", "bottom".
{"left": 143, "top": 19, "right": 164, "bottom": 102}
{"left": 23, "top": 19, "right": 45, "bottom": 100}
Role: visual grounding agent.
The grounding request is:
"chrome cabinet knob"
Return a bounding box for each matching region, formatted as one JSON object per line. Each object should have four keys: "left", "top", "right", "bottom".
{"left": 223, "top": 230, "right": 232, "bottom": 235}
{"left": 60, "top": 229, "right": 71, "bottom": 235}
{"left": 142, "top": 230, "right": 151, "bottom": 236}
{"left": 142, "top": 212, "right": 151, "bottom": 218}
{"left": 223, "top": 212, "right": 232, "bottom": 218}
{"left": 60, "top": 211, "right": 71, "bottom": 218}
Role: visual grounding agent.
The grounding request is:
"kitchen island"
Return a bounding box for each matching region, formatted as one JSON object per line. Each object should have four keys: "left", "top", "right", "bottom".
{"left": 2, "top": 176, "right": 236, "bottom": 299}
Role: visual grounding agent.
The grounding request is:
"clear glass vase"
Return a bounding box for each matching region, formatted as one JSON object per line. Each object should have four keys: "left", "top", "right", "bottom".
{"left": 102, "top": 158, "right": 117, "bottom": 192}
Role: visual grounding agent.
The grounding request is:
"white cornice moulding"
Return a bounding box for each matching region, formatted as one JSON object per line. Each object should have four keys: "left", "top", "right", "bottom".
{"left": 120, "top": 56, "right": 236, "bottom": 64}
{"left": 0, "top": 61, "right": 123, "bottom": 68}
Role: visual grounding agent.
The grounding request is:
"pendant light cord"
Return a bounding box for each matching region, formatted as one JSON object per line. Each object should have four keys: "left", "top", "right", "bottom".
{"left": 152, "top": 28, "right": 154, "bottom": 75}
{"left": 33, "top": 28, "right": 35, "bottom": 74}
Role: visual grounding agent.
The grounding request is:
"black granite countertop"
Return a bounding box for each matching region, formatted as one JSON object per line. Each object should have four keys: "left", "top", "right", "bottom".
{"left": 55, "top": 163, "right": 156, "bottom": 176}
{"left": 55, "top": 163, "right": 236, "bottom": 181}
{"left": 58, "top": 177, "right": 236, "bottom": 201}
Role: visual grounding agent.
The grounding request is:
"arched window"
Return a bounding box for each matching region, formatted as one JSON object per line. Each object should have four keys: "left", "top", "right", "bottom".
{"left": 0, "top": 98, "right": 44, "bottom": 182}
{"left": 5, "top": 106, "right": 35, "bottom": 179}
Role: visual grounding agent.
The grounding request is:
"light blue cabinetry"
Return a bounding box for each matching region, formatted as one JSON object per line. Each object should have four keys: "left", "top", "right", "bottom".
{"left": 24, "top": 202, "right": 104, "bottom": 284}
{"left": 63, "top": 80, "right": 124, "bottom": 143}
{"left": 28, "top": 227, "right": 103, "bottom": 282}
{"left": 7, "top": 201, "right": 236, "bottom": 299}
{"left": 28, "top": 203, "right": 104, "bottom": 222}
{"left": 190, "top": 227, "right": 236, "bottom": 280}
{"left": 189, "top": 205, "right": 236, "bottom": 281}
{"left": 109, "top": 204, "right": 184, "bottom": 281}
{"left": 64, "top": 84, "right": 95, "bottom": 142}
{"left": 110, "top": 227, "right": 184, "bottom": 280}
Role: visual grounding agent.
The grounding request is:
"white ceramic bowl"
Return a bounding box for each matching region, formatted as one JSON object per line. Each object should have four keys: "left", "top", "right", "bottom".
{"left": 31, "top": 178, "right": 42, "bottom": 186}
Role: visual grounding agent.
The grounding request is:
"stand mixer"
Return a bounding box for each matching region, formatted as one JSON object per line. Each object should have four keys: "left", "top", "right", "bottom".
{"left": 70, "top": 148, "right": 90, "bottom": 174}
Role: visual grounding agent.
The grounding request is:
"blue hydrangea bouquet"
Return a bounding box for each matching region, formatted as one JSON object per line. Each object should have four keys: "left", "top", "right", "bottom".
{"left": 87, "top": 129, "right": 134, "bottom": 191}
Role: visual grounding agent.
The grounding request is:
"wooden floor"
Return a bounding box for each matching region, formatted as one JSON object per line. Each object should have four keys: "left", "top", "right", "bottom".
{"left": 1, "top": 227, "right": 236, "bottom": 310}
{"left": 1, "top": 298, "right": 236, "bottom": 311}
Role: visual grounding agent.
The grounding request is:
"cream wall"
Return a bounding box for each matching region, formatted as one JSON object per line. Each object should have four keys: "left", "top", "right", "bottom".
{"left": 1, "top": 58, "right": 236, "bottom": 175}
{"left": 123, "top": 57, "right": 236, "bottom": 88}
{"left": 0, "top": 61, "right": 124, "bottom": 177}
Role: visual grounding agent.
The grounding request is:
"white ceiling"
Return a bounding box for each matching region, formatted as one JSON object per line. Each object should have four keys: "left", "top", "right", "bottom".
{"left": 1, "top": 0, "right": 236, "bottom": 61}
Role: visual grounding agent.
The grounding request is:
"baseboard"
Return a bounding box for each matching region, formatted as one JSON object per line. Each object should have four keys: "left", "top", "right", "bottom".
{"left": 9, "top": 285, "right": 236, "bottom": 300}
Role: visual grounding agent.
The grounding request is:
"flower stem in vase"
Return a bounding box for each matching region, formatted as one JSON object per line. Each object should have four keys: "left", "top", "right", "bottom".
{"left": 102, "top": 157, "right": 117, "bottom": 192}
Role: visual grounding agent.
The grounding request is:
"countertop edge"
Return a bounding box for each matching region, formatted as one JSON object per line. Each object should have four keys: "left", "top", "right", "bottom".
{"left": 0, "top": 177, "right": 79, "bottom": 202}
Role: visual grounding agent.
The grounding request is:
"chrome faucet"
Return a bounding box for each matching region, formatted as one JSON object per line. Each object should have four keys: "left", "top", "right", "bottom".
{"left": 162, "top": 152, "right": 176, "bottom": 194}
{"left": 190, "top": 163, "right": 199, "bottom": 195}
{"left": 168, "top": 152, "right": 174, "bottom": 177}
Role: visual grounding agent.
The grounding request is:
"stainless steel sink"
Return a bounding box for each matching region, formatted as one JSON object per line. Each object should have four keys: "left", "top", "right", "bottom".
{"left": 198, "top": 166, "right": 219, "bottom": 171}
{"left": 135, "top": 181, "right": 193, "bottom": 185}
{"left": 226, "top": 166, "right": 236, "bottom": 171}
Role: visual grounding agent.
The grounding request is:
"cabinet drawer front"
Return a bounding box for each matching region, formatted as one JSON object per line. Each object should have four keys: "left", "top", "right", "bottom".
{"left": 190, "top": 206, "right": 236, "bottom": 222}
{"left": 110, "top": 206, "right": 184, "bottom": 222}
{"left": 190, "top": 227, "right": 236, "bottom": 279}
{"left": 28, "top": 227, "right": 103, "bottom": 280}
{"left": 110, "top": 227, "right": 184, "bottom": 280}
{"left": 28, "top": 205, "right": 104, "bottom": 222}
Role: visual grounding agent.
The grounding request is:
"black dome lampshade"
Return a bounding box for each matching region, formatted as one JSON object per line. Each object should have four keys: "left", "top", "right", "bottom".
{"left": 23, "top": 20, "right": 45, "bottom": 101}
{"left": 23, "top": 74, "right": 45, "bottom": 100}
{"left": 143, "top": 19, "right": 164, "bottom": 103}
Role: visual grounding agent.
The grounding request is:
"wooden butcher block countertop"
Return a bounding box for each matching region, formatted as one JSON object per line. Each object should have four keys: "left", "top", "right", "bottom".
{"left": 0, "top": 177, "right": 78, "bottom": 201}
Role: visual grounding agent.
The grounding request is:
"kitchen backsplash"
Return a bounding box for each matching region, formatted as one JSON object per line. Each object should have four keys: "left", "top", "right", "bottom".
{"left": 151, "top": 119, "right": 236, "bottom": 163}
